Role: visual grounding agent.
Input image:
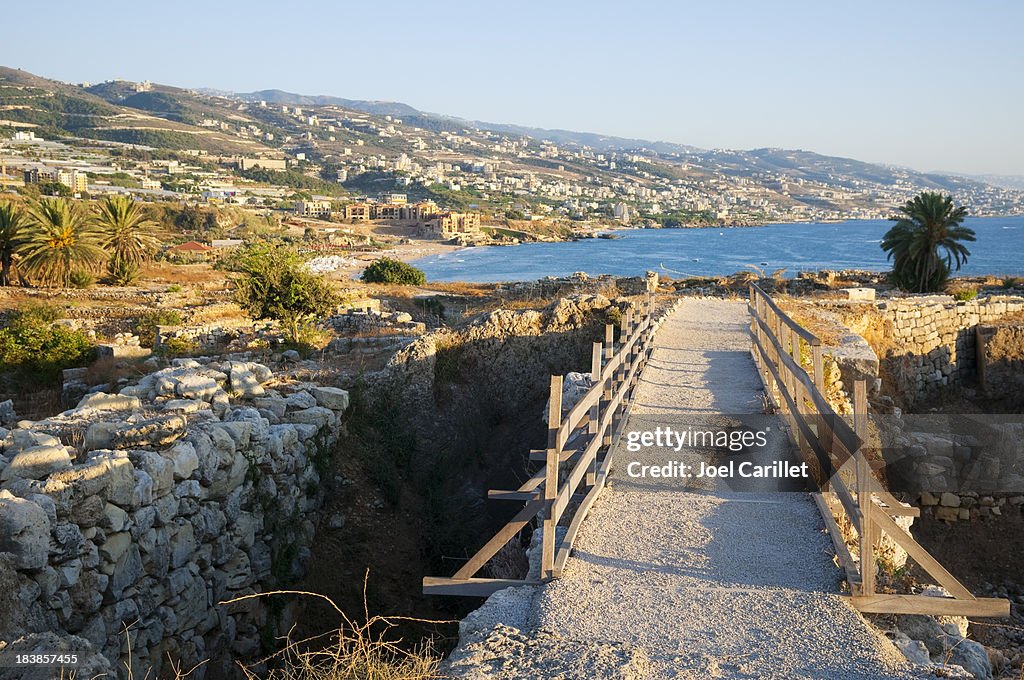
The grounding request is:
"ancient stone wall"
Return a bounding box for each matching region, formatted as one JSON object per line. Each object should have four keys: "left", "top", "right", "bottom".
{"left": 978, "top": 324, "right": 1024, "bottom": 406}
{"left": 873, "top": 296, "right": 1024, "bottom": 406}
{"left": 0, "top": 360, "right": 350, "bottom": 679}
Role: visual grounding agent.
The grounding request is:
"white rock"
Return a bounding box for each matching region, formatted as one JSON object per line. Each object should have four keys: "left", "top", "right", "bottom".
{"left": 175, "top": 374, "right": 219, "bottom": 400}
{"left": 103, "top": 503, "right": 128, "bottom": 532}
{"left": 1, "top": 445, "right": 72, "bottom": 481}
{"left": 310, "top": 386, "right": 350, "bottom": 411}
{"left": 76, "top": 392, "right": 141, "bottom": 411}
{"left": 939, "top": 492, "right": 961, "bottom": 508}
{"left": 166, "top": 442, "right": 199, "bottom": 481}
{"left": 0, "top": 491, "right": 50, "bottom": 569}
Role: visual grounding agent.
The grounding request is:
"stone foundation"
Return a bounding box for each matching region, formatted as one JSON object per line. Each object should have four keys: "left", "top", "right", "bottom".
{"left": 0, "top": 360, "right": 349, "bottom": 678}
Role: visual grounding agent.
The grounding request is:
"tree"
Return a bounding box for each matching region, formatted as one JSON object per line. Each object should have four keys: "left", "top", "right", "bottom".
{"left": 94, "top": 195, "right": 161, "bottom": 285}
{"left": 0, "top": 303, "right": 95, "bottom": 382}
{"left": 232, "top": 244, "right": 337, "bottom": 343}
{"left": 0, "top": 201, "right": 26, "bottom": 286}
{"left": 361, "top": 257, "right": 426, "bottom": 285}
{"left": 37, "top": 181, "right": 71, "bottom": 197}
{"left": 880, "top": 192, "right": 975, "bottom": 293}
{"left": 19, "top": 198, "right": 105, "bottom": 288}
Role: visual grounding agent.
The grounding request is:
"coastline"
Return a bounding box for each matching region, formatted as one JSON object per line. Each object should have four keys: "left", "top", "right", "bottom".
{"left": 401, "top": 215, "right": 1024, "bottom": 283}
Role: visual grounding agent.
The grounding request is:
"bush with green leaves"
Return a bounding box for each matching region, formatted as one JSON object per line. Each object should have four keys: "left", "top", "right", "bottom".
{"left": 361, "top": 258, "right": 426, "bottom": 286}
{"left": 157, "top": 336, "right": 197, "bottom": 359}
{"left": 68, "top": 270, "right": 95, "bottom": 289}
{"left": 134, "top": 310, "right": 184, "bottom": 347}
{"left": 232, "top": 244, "right": 338, "bottom": 343}
{"left": 952, "top": 288, "right": 978, "bottom": 302}
{"left": 106, "top": 255, "right": 140, "bottom": 286}
{"left": 0, "top": 304, "right": 95, "bottom": 383}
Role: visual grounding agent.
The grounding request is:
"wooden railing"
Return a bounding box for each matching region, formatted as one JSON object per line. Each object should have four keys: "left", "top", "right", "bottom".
{"left": 423, "top": 295, "right": 665, "bottom": 596}
{"left": 749, "top": 283, "right": 1009, "bottom": 617}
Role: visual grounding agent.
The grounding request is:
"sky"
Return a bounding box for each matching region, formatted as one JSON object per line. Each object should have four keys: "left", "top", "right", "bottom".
{"left": 3, "top": 0, "right": 1023, "bottom": 176}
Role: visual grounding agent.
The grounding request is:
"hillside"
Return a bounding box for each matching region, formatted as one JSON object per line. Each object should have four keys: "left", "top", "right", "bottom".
{"left": 0, "top": 66, "right": 272, "bottom": 154}
{"left": 2, "top": 65, "right": 1022, "bottom": 223}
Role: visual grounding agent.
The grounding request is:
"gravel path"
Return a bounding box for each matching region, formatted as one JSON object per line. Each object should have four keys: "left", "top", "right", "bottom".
{"left": 512, "top": 299, "right": 920, "bottom": 679}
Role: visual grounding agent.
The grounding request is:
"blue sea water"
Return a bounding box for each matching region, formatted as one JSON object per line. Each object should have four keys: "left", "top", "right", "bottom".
{"left": 412, "top": 216, "right": 1024, "bottom": 283}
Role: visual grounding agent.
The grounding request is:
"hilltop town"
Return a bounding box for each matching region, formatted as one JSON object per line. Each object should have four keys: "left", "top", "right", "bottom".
{"left": 2, "top": 65, "right": 1023, "bottom": 262}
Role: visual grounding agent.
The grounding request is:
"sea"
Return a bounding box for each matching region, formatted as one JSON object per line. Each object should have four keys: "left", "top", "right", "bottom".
{"left": 411, "top": 216, "right": 1024, "bottom": 283}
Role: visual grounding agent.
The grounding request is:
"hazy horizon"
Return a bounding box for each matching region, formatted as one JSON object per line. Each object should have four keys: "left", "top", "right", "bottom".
{"left": 3, "top": 0, "right": 1022, "bottom": 177}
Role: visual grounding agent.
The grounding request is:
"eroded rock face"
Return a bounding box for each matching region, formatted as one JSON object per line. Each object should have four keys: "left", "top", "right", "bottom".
{"left": 379, "top": 293, "right": 616, "bottom": 446}
{"left": 0, "top": 359, "right": 348, "bottom": 678}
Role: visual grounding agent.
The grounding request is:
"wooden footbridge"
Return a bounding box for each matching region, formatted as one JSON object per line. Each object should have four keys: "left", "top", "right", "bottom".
{"left": 424, "top": 288, "right": 1010, "bottom": 619}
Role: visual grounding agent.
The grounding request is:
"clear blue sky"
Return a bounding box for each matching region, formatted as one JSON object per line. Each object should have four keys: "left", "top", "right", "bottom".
{"left": 3, "top": 0, "right": 1022, "bottom": 175}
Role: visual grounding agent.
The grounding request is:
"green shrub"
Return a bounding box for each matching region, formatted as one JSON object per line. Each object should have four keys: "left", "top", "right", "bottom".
{"left": 232, "top": 244, "right": 338, "bottom": 343}
{"left": 952, "top": 288, "right": 978, "bottom": 302}
{"left": 106, "top": 256, "right": 140, "bottom": 286}
{"left": 361, "top": 258, "right": 426, "bottom": 286}
{"left": 1003, "top": 277, "right": 1021, "bottom": 289}
{"left": 158, "top": 336, "right": 197, "bottom": 358}
{"left": 134, "top": 310, "right": 184, "bottom": 348}
{"left": 166, "top": 284, "right": 182, "bottom": 293}
{"left": 68, "top": 270, "right": 95, "bottom": 289}
{"left": 0, "top": 304, "right": 95, "bottom": 383}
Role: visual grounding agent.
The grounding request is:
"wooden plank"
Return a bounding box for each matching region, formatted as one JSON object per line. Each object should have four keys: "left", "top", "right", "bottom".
{"left": 851, "top": 594, "right": 1009, "bottom": 617}
{"left": 868, "top": 503, "right": 975, "bottom": 600}
{"left": 487, "top": 489, "right": 542, "bottom": 501}
{"left": 516, "top": 467, "right": 546, "bottom": 493}
{"left": 854, "top": 381, "right": 875, "bottom": 597}
{"left": 453, "top": 499, "right": 546, "bottom": 579}
{"left": 750, "top": 283, "right": 821, "bottom": 345}
{"left": 812, "top": 492, "right": 861, "bottom": 588}
{"left": 542, "top": 375, "right": 563, "bottom": 580}
{"left": 422, "top": 576, "right": 540, "bottom": 597}
{"left": 588, "top": 342, "right": 602, "bottom": 487}
{"left": 553, "top": 460, "right": 609, "bottom": 576}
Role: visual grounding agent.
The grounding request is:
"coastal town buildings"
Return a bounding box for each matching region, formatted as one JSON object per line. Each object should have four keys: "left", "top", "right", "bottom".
{"left": 296, "top": 200, "right": 333, "bottom": 218}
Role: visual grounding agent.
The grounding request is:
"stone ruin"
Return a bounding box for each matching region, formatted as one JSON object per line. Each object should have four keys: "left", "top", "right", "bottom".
{"left": 0, "top": 358, "right": 351, "bottom": 678}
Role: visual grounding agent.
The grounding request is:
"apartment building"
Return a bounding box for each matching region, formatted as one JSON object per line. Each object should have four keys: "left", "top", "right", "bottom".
{"left": 296, "top": 200, "right": 332, "bottom": 218}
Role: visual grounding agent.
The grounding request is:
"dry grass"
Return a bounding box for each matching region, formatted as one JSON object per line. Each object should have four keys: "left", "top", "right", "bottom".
{"left": 221, "top": 587, "right": 446, "bottom": 680}
{"left": 776, "top": 299, "right": 844, "bottom": 346}
{"left": 140, "top": 261, "right": 224, "bottom": 286}
{"left": 84, "top": 356, "right": 150, "bottom": 391}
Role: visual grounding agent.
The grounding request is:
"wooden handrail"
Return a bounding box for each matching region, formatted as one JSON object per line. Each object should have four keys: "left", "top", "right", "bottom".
{"left": 750, "top": 282, "right": 821, "bottom": 346}
{"left": 424, "top": 293, "right": 664, "bottom": 596}
{"left": 747, "top": 284, "right": 1008, "bottom": 617}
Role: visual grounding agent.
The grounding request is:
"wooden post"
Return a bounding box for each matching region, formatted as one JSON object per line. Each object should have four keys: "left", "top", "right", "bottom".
{"left": 854, "top": 380, "right": 874, "bottom": 596}
{"left": 812, "top": 345, "right": 829, "bottom": 491}
{"left": 603, "top": 324, "right": 614, "bottom": 448}
{"left": 588, "top": 342, "right": 602, "bottom": 486}
{"left": 542, "top": 374, "right": 563, "bottom": 580}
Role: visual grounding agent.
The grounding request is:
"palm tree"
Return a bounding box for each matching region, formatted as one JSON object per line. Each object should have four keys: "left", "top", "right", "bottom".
{"left": 0, "top": 201, "right": 26, "bottom": 286}
{"left": 19, "top": 198, "right": 105, "bottom": 288}
{"left": 94, "top": 195, "right": 161, "bottom": 284}
{"left": 880, "top": 192, "right": 975, "bottom": 293}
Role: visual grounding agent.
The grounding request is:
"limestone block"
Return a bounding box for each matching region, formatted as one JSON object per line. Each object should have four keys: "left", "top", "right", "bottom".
{"left": 229, "top": 367, "right": 265, "bottom": 398}
{"left": 310, "top": 386, "right": 350, "bottom": 411}
{"left": 288, "top": 406, "right": 334, "bottom": 429}
{"left": 131, "top": 451, "right": 175, "bottom": 498}
{"left": 175, "top": 375, "right": 219, "bottom": 401}
{"left": 166, "top": 442, "right": 199, "bottom": 481}
{"left": 1, "top": 445, "right": 72, "bottom": 481}
{"left": 0, "top": 491, "right": 50, "bottom": 569}
{"left": 86, "top": 450, "right": 136, "bottom": 507}
{"left": 76, "top": 392, "right": 141, "bottom": 412}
